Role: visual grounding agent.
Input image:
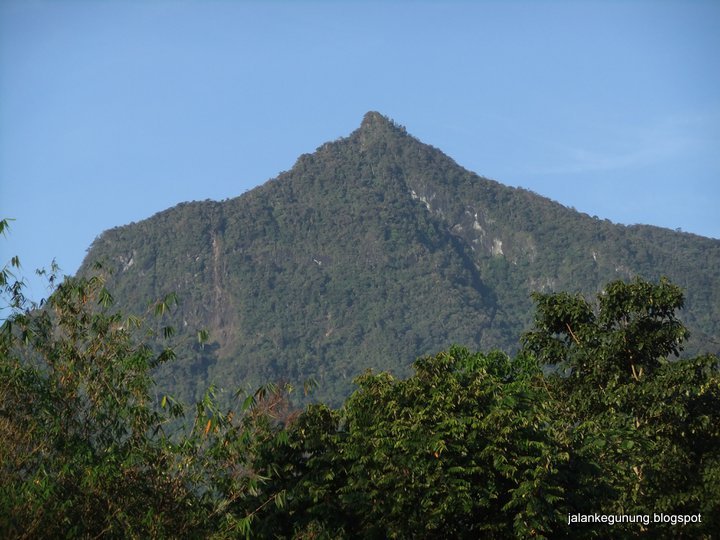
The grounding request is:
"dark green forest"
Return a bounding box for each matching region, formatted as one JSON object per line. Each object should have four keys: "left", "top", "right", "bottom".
{"left": 2, "top": 218, "right": 719, "bottom": 539}
{"left": 76, "top": 112, "right": 720, "bottom": 408}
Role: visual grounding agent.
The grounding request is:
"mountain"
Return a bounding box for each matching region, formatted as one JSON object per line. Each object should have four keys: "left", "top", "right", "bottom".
{"left": 78, "top": 112, "right": 720, "bottom": 404}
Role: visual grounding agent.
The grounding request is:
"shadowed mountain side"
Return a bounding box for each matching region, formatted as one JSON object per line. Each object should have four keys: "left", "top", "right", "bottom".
{"left": 79, "top": 112, "right": 720, "bottom": 404}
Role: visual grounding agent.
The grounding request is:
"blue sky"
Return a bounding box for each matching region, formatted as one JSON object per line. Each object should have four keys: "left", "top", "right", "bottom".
{"left": 1, "top": 0, "right": 719, "bottom": 302}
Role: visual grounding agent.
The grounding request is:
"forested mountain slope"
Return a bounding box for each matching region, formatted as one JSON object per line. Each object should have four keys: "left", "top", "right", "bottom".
{"left": 79, "top": 112, "right": 720, "bottom": 404}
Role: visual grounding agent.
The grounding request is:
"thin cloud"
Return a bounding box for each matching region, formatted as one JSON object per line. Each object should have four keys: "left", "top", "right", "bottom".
{"left": 522, "top": 109, "right": 720, "bottom": 176}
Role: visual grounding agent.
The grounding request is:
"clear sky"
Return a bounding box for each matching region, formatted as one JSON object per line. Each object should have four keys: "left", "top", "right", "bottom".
{"left": 1, "top": 0, "right": 719, "bottom": 302}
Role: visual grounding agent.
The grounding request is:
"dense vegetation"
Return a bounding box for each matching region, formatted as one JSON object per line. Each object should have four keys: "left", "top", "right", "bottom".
{"left": 3, "top": 219, "right": 719, "bottom": 538}
{"left": 77, "top": 112, "right": 720, "bottom": 406}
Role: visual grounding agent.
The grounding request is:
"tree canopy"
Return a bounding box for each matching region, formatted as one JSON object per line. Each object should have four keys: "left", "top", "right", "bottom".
{"left": 2, "top": 220, "right": 718, "bottom": 538}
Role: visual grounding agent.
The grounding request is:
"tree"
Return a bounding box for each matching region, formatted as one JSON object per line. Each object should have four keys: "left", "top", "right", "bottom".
{"left": 181, "top": 277, "right": 720, "bottom": 538}
{"left": 523, "top": 277, "right": 688, "bottom": 388}
{"left": 0, "top": 221, "right": 319, "bottom": 538}
{"left": 245, "top": 347, "right": 568, "bottom": 538}
{"left": 0, "top": 260, "right": 207, "bottom": 537}
{"left": 522, "top": 277, "right": 720, "bottom": 537}
{"left": 340, "top": 347, "right": 567, "bottom": 538}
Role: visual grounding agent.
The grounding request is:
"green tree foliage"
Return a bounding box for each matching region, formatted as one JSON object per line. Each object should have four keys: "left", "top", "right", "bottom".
{"left": 240, "top": 348, "right": 566, "bottom": 538}
{"left": 523, "top": 277, "right": 720, "bottom": 536}
{"left": 2, "top": 221, "right": 718, "bottom": 538}
{"left": 0, "top": 223, "right": 296, "bottom": 538}
{"left": 1, "top": 263, "right": 197, "bottom": 536}
{"left": 244, "top": 278, "right": 718, "bottom": 538}
{"left": 337, "top": 348, "right": 566, "bottom": 538}
{"left": 523, "top": 277, "right": 689, "bottom": 386}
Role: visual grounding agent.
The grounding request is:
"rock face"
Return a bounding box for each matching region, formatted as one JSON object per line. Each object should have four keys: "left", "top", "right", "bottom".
{"left": 79, "top": 111, "right": 720, "bottom": 404}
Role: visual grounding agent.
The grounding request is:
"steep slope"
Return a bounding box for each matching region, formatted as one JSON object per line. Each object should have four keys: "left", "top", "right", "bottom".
{"left": 79, "top": 112, "right": 720, "bottom": 404}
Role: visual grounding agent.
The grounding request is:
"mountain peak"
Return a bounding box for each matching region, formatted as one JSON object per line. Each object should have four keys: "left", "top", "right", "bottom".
{"left": 79, "top": 112, "right": 720, "bottom": 406}
{"left": 358, "top": 111, "right": 406, "bottom": 136}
